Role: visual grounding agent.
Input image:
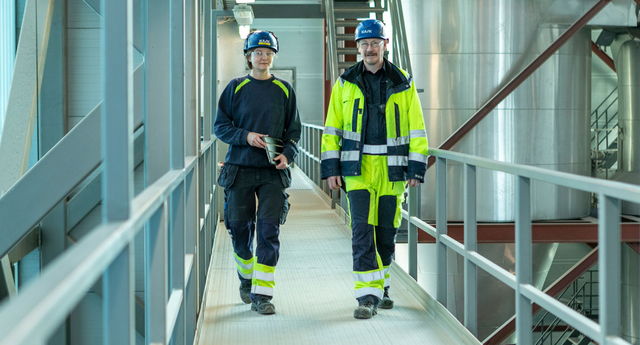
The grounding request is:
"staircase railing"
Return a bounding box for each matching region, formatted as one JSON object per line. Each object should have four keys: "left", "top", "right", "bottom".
{"left": 591, "top": 87, "right": 619, "bottom": 177}
{"left": 387, "top": 0, "right": 412, "bottom": 76}
{"left": 324, "top": 0, "right": 339, "bottom": 88}
{"left": 534, "top": 270, "right": 598, "bottom": 345}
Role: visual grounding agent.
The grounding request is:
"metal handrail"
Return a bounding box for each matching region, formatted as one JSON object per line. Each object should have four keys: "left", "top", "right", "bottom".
{"left": 402, "top": 147, "right": 637, "bottom": 344}
{"left": 0, "top": 139, "right": 219, "bottom": 345}
{"left": 324, "top": 0, "right": 339, "bottom": 86}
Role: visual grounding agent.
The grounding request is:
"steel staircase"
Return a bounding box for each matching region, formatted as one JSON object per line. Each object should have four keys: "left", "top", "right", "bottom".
{"left": 533, "top": 270, "right": 598, "bottom": 345}
{"left": 591, "top": 87, "right": 619, "bottom": 176}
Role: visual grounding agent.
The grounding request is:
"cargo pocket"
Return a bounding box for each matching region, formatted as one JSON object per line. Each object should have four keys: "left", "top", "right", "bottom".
{"left": 278, "top": 168, "right": 292, "bottom": 189}
{"left": 279, "top": 192, "right": 290, "bottom": 225}
{"left": 269, "top": 103, "right": 285, "bottom": 138}
{"left": 217, "top": 164, "right": 239, "bottom": 189}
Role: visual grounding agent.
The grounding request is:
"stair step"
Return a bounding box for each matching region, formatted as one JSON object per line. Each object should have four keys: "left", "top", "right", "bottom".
{"left": 334, "top": 20, "right": 363, "bottom": 27}
{"left": 334, "top": 7, "right": 386, "bottom": 13}
{"left": 337, "top": 47, "right": 359, "bottom": 55}
{"left": 336, "top": 34, "right": 355, "bottom": 40}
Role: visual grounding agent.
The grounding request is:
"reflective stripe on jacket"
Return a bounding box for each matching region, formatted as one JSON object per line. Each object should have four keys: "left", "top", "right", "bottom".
{"left": 321, "top": 60, "right": 428, "bottom": 182}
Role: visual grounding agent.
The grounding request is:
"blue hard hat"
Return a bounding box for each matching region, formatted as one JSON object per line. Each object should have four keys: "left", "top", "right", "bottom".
{"left": 244, "top": 30, "right": 279, "bottom": 54}
{"left": 354, "top": 19, "right": 387, "bottom": 41}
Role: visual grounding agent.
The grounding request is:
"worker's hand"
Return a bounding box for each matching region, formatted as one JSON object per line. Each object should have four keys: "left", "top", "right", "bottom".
{"left": 407, "top": 179, "right": 420, "bottom": 188}
{"left": 274, "top": 154, "right": 289, "bottom": 170}
{"left": 247, "top": 132, "right": 268, "bottom": 149}
{"left": 327, "top": 176, "right": 342, "bottom": 191}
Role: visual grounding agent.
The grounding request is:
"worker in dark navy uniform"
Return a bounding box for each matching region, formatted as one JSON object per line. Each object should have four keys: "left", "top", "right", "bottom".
{"left": 214, "top": 30, "right": 301, "bottom": 315}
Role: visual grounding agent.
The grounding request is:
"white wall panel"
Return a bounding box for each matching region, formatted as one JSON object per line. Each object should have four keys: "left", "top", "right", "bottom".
{"left": 252, "top": 18, "right": 325, "bottom": 126}
{"left": 67, "top": 0, "right": 101, "bottom": 130}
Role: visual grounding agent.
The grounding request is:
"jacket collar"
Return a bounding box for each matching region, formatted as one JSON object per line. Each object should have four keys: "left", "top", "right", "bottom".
{"left": 341, "top": 59, "right": 408, "bottom": 89}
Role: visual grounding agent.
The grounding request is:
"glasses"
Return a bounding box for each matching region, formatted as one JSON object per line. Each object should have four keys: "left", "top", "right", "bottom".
{"left": 252, "top": 51, "right": 276, "bottom": 58}
{"left": 358, "top": 40, "right": 384, "bottom": 49}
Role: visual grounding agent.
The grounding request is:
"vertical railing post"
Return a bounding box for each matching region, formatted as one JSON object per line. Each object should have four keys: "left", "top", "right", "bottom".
{"left": 463, "top": 163, "right": 477, "bottom": 336}
{"left": 435, "top": 157, "right": 448, "bottom": 306}
{"left": 407, "top": 181, "right": 418, "bottom": 280}
{"left": 515, "top": 176, "right": 532, "bottom": 345}
{"left": 599, "top": 194, "right": 621, "bottom": 343}
{"left": 145, "top": 206, "right": 168, "bottom": 344}
{"left": 101, "top": 0, "right": 134, "bottom": 343}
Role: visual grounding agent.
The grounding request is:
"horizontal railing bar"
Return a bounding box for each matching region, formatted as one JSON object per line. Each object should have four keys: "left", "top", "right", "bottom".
{"left": 184, "top": 254, "right": 194, "bottom": 284}
{"left": 520, "top": 284, "right": 601, "bottom": 341}
{"left": 200, "top": 139, "right": 213, "bottom": 152}
{"left": 467, "top": 251, "right": 516, "bottom": 290}
{"left": 440, "top": 235, "right": 465, "bottom": 256}
{"left": 185, "top": 156, "right": 198, "bottom": 173}
{"left": 301, "top": 122, "right": 324, "bottom": 131}
{"left": 165, "top": 289, "right": 184, "bottom": 343}
{"left": 430, "top": 149, "right": 640, "bottom": 203}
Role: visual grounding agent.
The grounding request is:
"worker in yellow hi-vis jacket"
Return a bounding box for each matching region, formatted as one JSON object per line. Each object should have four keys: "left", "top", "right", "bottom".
{"left": 320, "top": 19, "right": 428, "bottom": 319}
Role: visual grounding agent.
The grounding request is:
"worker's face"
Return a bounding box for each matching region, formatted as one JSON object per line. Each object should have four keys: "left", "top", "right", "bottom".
{"left": 249, "top": 48, "right": 276, "bottom": 72}
{"left": 357, "top": 38, "right": 387, "bottom": 67}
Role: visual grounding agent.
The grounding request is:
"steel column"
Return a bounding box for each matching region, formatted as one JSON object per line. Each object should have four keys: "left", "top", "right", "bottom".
{"left": 426, "top": 0, "right": 613, "bottom": 169}
{"left": 463, "top": 163, "right": 477, "bottom": 336}
{"left": 599, "top": 194, "right": 621, "bottom": 343}
{"left": 144, "top": 0, "right": 171, "bottom": 185}
{"left": 435, "top": 157, "right": 448, "bottom": 306}
{"left": 515, "top": 176, "right": 532, "bottom": 345}
{"left": 102, "top": 0, "right": 134, "bottom": 343}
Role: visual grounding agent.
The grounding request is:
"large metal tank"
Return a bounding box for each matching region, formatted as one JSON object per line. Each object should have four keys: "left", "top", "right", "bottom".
{"left": 611, "top": 39, "right": 640, "bottom": 215}
{"left": 403, "top": 0, "right": 592, "bottom": 221}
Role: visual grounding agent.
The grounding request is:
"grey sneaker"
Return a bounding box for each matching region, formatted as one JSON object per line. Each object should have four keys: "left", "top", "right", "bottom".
{"left": 251, "top": 296, "right": 276, "bottom": 315}
{"left": 354, "top": 300, "right": 378, "bottom": 319}
{"left": 239, "top": 282, "right": 251, "bottom": 304}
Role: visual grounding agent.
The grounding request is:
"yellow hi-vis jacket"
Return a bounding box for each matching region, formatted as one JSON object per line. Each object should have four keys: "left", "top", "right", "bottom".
{"left": 321, "top": 60, "right": 428, "bottom": 182}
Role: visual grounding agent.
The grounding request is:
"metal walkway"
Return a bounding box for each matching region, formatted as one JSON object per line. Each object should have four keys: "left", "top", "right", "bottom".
{"left": 195, "top": 167, "right": 479, "bottom": 345}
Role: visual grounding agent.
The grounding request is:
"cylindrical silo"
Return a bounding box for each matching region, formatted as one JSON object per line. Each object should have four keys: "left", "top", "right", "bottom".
{"left": 613, "top": 39, "right": 640, "bottom": 215}
{"left": 403, "top": 0, "right": 592, "bottom": 222}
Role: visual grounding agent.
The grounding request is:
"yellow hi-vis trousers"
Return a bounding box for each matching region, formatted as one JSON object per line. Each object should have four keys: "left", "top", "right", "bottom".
{"left": 344, "top": 155, "right": 405, "bottom": 300}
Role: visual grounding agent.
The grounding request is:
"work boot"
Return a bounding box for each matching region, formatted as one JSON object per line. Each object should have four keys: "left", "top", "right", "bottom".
{"left": 251, "top": 295, "right": 276, "bottom": 315}
{"left": 239, "top": 281, "right": 251, "bottom": 304}
{"left": 378, "top": 287, "right": 394, "bottom": 309}
{"left": 354, "top": 299, "right": 378, "bottom": 319}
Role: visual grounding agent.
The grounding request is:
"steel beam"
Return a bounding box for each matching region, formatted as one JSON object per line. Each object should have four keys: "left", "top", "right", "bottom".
{"left": 426, "top": 0, "right": 612, "bottom": 169}
{"left": 414, "top": 222, "right": 640, "bottom": 243}
{"left": 0, "top": 107, "right": 101, "bottom": 259}
{"left": 591, "top": 41, "right": 616, "bottom": 72}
